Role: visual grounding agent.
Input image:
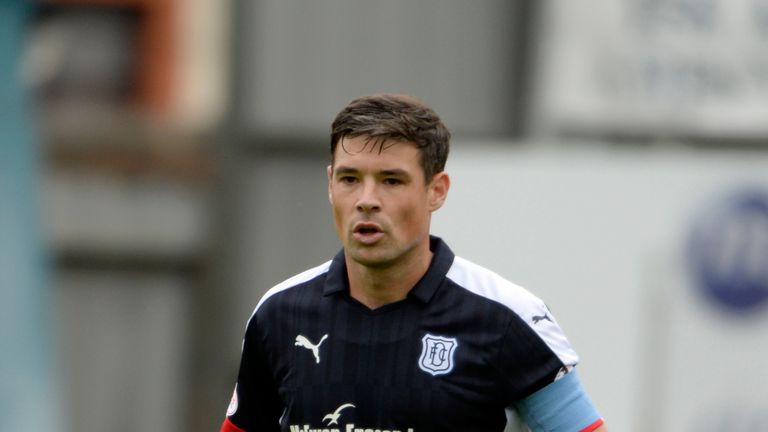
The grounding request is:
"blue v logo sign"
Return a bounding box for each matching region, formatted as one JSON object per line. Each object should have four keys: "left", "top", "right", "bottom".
{"left": 418, "top": 334, "right": 458, "bottom": 376}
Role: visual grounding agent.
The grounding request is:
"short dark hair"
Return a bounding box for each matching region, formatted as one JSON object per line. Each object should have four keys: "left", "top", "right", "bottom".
{"left": 330, "top": 93, "right": 451, "bottom": 182}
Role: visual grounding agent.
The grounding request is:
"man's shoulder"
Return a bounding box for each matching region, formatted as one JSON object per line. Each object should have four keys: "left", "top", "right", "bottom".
{"left": 250, "top": 260, "right": 332, "bottom": 316}
{"left": 445, "top": 255, "right": 580, "bottom": 367}
{"left": 445, "top": 256, "right": 547, "bottom": 317}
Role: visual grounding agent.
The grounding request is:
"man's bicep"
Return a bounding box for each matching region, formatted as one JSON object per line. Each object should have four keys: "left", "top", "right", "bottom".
{"left": 514, "top": 371, "right": 604, "bottom": 432}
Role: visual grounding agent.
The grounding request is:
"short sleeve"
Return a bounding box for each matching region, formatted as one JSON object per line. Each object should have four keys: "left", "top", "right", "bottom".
{"left": 221, "top": 315, "right": 283, "bottom": 432}
{"left": 497, "top": 310, "right": 577, "bottom": 402}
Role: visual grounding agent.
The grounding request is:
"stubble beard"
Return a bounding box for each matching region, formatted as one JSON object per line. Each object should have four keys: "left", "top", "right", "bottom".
{"left": 346, "top": 233, "right": 425, "bottom": 271}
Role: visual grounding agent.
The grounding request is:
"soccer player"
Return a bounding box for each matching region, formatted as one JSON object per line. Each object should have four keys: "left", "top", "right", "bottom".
{"left": 221, "top": 94, "right": 607, "bottom": 432}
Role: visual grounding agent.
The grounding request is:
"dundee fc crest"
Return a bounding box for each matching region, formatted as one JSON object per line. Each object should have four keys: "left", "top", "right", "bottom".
{"left": 419, "top": 334, "right": 458, "bottom": 376}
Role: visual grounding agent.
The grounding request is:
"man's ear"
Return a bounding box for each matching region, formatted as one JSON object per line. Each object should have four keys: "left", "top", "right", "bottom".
{"left": 428, "top": 172, "right": 450, "bottom": 212}
{"left": 327, "top": 165, "right": 333, "bottom": 203}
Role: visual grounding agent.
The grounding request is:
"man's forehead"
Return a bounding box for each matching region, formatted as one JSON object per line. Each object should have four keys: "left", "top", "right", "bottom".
{"left": 337, "top": 135, "right": 417, "bottom": 155}
{"left": 331, "top": 136, "right": 424, "bottom": 179}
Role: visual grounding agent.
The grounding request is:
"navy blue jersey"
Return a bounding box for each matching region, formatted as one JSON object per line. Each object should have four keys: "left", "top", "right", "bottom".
{"left": 222, "top": 237, "right": 596, "bottom": 432}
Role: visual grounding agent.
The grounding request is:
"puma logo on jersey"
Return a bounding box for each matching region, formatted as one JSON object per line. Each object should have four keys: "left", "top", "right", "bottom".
{"left": 532, "top": 313, "right": 552, "bottom": 324}
{"left": 323, "top": 403, "right": 355, "bottom": 425}
{"left": 295, "top": 334, "right": 329, "bottom": 364}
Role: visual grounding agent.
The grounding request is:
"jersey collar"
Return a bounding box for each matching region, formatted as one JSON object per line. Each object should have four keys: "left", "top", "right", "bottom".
{"left": 323, "top": 235, "right": 456, "bottom": 304}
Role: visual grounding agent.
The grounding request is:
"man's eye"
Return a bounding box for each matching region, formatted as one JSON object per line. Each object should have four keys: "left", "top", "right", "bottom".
{"left": 339, "top": 176, "right": 358, "bottom": 184}
{"left": 383, "top": 178, "right": 403, "bottom": 185}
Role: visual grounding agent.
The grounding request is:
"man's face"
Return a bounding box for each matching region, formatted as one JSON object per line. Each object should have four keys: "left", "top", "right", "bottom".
{"left": 328, "top": 136, "right": 449, "bottom": 269}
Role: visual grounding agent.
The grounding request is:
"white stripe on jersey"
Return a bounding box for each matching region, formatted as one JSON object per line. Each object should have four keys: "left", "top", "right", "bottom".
{"left": 246, "top": 260, "right": 333, "bottom": 327}
{"left": 446, "top": 256, "right": 579, "bottom": 367}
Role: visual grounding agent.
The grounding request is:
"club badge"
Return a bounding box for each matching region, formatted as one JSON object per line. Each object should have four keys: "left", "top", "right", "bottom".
{"left": 418, "top": 334, "right": 458, "bottom": 376}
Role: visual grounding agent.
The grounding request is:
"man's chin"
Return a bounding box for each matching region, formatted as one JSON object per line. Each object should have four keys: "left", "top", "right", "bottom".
{"left": 346, "top": 247, "right": 395, "bottom": 269}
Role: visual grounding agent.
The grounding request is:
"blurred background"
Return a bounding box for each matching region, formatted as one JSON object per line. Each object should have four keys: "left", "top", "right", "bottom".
{"left": 2, "top": 0, "right": 768, "bottom": 431}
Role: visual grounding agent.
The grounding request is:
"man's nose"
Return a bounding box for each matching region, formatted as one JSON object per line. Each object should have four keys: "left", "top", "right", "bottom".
{"left": 356, "top": 180, "right": 381, "bottom": 212}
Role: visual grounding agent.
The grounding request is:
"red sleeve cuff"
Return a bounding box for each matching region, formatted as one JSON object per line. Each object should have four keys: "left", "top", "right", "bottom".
{"left": 580, "top": 418, "right": 604, "bottom": 432}
{"left": 220, "top": 418, "right": 246, "bottom": 432}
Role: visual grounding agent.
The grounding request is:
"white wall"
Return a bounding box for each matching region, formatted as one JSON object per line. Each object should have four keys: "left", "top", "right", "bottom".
{"left": 432, "top": 142, "right": 768, "bottom": 431}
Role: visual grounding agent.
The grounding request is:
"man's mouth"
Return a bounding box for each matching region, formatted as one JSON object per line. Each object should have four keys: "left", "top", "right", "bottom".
{"left": 353, "top": 223, "right": 384, "bottom": 244}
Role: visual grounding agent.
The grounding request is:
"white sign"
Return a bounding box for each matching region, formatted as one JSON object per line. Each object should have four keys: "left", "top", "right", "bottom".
{"left": 535, "top": 0, "right": 768, "bottom": 137}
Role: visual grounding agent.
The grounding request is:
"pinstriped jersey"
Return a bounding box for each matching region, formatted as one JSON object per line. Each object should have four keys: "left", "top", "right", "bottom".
{"left": 224, "top": 237, "right": 583, "bottom": 432}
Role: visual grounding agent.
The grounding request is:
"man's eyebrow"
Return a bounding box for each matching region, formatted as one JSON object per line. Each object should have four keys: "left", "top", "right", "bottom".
{"left": 380, "top": 169, "right": 409, "bottom": 177}
{"left": 333, "top": 166, "right": 359, "bottom": 175}
{"left": 333, "top": 167, "right": 410, "bottom": 177}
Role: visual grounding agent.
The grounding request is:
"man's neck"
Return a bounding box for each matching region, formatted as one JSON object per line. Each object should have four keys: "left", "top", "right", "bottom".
{"left": 345, "top": 244, "right": 433, "bottom": 310}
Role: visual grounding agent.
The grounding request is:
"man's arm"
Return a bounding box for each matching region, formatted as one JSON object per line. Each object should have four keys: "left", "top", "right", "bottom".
{"left": 515, "top": 371, "right": 605, "bottom": 432}
{"left": 220, "top": 316, "right": 283, "bottom": 432}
